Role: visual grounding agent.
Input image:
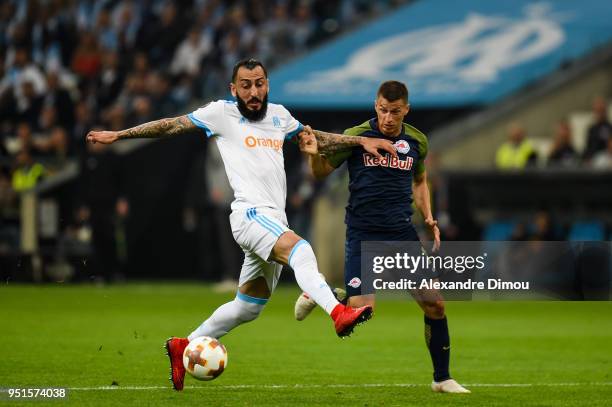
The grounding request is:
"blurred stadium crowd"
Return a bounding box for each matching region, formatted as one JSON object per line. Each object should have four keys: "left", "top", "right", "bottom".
{"left": 495, "top": 96, "right": 612, "bottom": 170}
{"left": 485, "top": 95, "right": 612, "bottom": 245}
{"left": 0, "top": 0, "right": 609, "bottom": 284}
{"left": 0, "top": 0, "right": 409, "bottom": 280}
{"left": 0, "top": 0, "right": 406, "bottom": 174}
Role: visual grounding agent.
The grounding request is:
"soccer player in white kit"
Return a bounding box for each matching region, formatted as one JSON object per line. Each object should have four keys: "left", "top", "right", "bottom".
{"left": 86, "top": 59, "right": 397, "bottom": 390}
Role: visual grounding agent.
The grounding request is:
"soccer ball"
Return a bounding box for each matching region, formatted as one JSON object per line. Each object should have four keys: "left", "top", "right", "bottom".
{"left": 183, "top": 336, "right": 228, "bottom": 381}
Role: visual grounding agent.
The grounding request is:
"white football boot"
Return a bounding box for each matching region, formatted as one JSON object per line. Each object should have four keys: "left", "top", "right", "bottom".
{"left": 294, "top": 292, "right": 316, "bottom": 321}
{"left": 294, "top": 282, "right": 346, "bottom": 321}
{"left": 431, "top": 379, "right": 471, "bottom": 393}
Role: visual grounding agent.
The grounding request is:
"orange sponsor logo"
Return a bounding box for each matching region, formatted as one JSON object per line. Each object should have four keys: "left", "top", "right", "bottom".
{"left": 245, "top": 135, "right": 283, "bottom": 151}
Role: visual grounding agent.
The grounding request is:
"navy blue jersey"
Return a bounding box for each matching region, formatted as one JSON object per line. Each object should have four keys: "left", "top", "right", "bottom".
{"left": 326, "top": 118, "right": 428, "bottom": 232}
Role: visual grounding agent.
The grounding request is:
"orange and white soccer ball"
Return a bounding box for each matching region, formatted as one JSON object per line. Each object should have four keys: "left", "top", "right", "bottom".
{"left": 183, "top": 336, "right": 228, "bottom": 381}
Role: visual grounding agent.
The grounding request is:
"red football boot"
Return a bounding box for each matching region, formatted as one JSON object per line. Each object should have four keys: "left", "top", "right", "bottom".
{"left": 165, "top": 337, "right": 189, "bottom": 391}
{"left": 331, "top": 304, "right": 373, "bottom": 337}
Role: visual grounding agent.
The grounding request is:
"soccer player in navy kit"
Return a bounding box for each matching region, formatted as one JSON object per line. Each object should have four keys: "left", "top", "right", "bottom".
{"left": 295, "top": 81, "right": 470, "bottom": 393}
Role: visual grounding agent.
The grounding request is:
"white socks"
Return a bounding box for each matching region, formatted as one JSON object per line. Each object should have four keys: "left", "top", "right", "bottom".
{"left": 288, "top": 240, "right": 339, "bottom": 315}
{"left": 188, "top": 240, "right": 339, "bottom": 341}
{"left": 188, "top": 293, "right": 266, "bottom": 340}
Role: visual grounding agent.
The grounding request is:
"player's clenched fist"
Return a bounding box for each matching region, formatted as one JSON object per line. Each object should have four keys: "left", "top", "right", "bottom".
{"left": 86, "top": 130, "right": 120, "bottom": 144}
{"left": 298, "top": 125, "right": 318, "bottom": 155}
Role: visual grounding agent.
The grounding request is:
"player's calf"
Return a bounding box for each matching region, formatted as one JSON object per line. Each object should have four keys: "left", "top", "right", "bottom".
{"left": 281, "top": 237, "right": 372, "bottom": 336}
{"left": 188, "top": 294, "right": 267, "bottom": 340}
{"left": 414, "top": 290, "right": 454, "bottom": 386}
{"left": 283, "top": 237, "right": 338, "bottom": 315}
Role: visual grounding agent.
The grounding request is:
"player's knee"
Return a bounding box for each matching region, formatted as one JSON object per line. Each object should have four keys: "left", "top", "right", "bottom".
{"left": 423, "top": 300, "right": 445, "bottom": 319}
{"left": 274, "top": 233, "right": 312, "bottom": 266}
{"left": 240, "top": 277, "right": 271, "bottom": 299}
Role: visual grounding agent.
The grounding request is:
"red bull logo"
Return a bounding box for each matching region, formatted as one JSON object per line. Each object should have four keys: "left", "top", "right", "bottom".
{"left": 394, "top": 140, "right": 410, "bottom": 154}
{"left": 363, "top": 153, "right": 413, "bottom": 170}
{"left": 348, "top": 277, "right": 362, "bottom": 288}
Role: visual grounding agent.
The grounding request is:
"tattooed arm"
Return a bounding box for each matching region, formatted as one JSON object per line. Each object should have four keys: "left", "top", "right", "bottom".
{"left": 86, "top": 115, "right": 197, "bottom": 144}
{"left": 311, "top": 129, "right": 397, "bottom": 159}
{"left": 297, "top": 126, "right": 336, "bottom": 179}
{"left": 297, "top": 126, "right": 398, "bottom": 177}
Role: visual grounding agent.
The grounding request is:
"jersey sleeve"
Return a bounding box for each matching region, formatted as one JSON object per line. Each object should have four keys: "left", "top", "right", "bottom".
{"left": 412, "top": 129, "right": 429, "bottom": 176}
{"left": 187, "top": 101, "right": 224, "bottom": 138}
{"left": 325, "top": 124, "right": 368, "bottom": 168}
{"left": 283, "top": 107, "right": 304, "bottom": 141}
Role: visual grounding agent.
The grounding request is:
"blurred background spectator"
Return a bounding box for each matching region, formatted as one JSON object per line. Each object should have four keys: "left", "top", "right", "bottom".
{"left": 11, "top": 148, "right": 45, "bottom": 192}
{"left": 495, "top": 123, "right": 538, "bottom": 169}
{"left": 547, "top": 120, "right": 578, "bottom": 168}
{"left": 591, "top": 137, "right": 612, "bottom": 169}
{"left": 583, "top": 96, "right": 612, "bottom": 162}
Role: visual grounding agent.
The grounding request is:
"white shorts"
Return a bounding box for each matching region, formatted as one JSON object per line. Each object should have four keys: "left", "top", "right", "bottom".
{"left": 229, "top": 207, "right": 291, "bottom": 291}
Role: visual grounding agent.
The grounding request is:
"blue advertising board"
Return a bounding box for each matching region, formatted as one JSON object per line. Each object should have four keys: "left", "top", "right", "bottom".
{"left": 268, "top": 1, "right": 612, "bottom": 108}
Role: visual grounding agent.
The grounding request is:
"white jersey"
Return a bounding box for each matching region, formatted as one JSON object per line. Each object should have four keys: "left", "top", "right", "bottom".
{"left": 188, "top": 100, "right": 303, "bottom": 213}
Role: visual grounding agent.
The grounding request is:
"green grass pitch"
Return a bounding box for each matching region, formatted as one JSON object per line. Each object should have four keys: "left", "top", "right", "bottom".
{"left": 1, "top": 283, "right": 611, "bottom": 406}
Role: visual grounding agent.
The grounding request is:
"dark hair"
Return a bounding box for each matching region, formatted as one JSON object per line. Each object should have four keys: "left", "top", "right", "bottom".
{"left": 232, "top": 58, "right": 268, "bottom": 83}
{"left": 377, "top": 80, "right": 408, "bottom": 103}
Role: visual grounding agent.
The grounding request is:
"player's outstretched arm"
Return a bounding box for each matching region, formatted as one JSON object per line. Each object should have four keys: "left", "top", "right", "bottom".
{"left": 86, "top": 115, "right": 196, "bottom": 144}
{"left": 413, "top": 170, "right": 440, "bottom": 252}
{"left": 297, "top": 126, "right": 337, "bottom": 179}
{"left": 311, "top": 129, "right": 397, "bottom": 159}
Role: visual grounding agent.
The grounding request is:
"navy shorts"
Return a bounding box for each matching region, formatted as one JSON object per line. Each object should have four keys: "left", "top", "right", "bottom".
{"left": 344, "top": 226, "right": 420, "bottom": 298}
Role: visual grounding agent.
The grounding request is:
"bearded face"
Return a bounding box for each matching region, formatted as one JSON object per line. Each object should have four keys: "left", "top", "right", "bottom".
{"left": 231, "top": 65, "right": 269, "bottom": 122}
{"left": 236, "top": 92, "right": 268, "bottom": 122}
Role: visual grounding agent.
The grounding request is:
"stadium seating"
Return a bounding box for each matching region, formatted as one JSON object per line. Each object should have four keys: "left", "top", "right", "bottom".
{"left": 482, "top": 221, "right": 517, "bottom": 241}
{"left": 568, "top": 221, "right": 605, "bottom": 241}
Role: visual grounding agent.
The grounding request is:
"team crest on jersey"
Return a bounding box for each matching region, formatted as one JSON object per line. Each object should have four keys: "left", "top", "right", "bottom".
{"left": 272, "top": 116, "right": 281, "bottom": 128}
{"left": 348, "top": 277, "right": 361, "bottom": 288}
{"left": 394, "top": 140, "right": 410, "bottom": 154}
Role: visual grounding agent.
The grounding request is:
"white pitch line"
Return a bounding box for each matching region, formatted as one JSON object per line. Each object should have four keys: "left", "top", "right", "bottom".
{"left": 63, "top": 382, "right": 612, "bottom": 391}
